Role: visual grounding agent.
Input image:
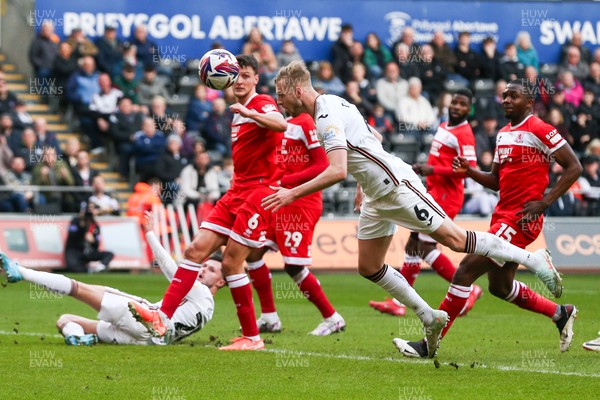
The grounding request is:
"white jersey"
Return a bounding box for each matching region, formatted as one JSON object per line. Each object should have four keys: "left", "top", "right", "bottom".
{"left": 314, "top": 95, "right": 414, "bottom": 201}
{"left": 146, "top": 232, "right": 215, "bottom": 343}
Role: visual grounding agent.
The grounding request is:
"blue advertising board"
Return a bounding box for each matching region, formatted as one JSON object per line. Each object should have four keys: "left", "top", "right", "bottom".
{"left": 33, "top": 0, "right": 600, "bottom": 63}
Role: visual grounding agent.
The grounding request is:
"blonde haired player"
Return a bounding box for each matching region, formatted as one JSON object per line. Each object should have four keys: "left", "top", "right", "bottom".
{"left": 262, "top": 61, "right": 562, "bottom": 358}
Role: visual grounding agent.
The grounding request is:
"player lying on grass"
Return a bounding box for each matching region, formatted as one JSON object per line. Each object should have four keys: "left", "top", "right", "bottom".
{"left": 0, "top": 211, "right": 225, "bottom": 345}
{"left": 393, "top": 79, "right": 581, "bottom": 358}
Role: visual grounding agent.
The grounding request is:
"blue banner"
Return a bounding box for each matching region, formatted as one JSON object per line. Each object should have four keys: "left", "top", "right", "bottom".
{"left": 33, "top": 0, "right": 600, "bottom": 64}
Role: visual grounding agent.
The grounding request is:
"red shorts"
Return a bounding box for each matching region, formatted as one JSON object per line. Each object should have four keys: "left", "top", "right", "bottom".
{"left": 229, "top": 187, "right": 277, "bottom": 249}
{"left": 488, "top": 213, "right": 541, "bottom": 249}
{"left": 272, "top": 202, "right": 322, "bottom": 266}
{"left": 201, "top": 186, "right": 263, "bottom": 237}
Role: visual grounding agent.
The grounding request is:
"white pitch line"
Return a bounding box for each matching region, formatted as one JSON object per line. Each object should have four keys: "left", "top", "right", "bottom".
{"left": 2, "top": 330, "right": 598, "bottom": 378}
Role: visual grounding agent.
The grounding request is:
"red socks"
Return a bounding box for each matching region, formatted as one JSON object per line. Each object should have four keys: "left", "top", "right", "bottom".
{"left": 227, "top": 274, "right": 259, "bottom": 338}
{"left": 400, "top": 254, "right": 421, "bottom": 286}
{"left": 426, "top": 249, "right": 456, "bottom": 283}
{"left": 295, "top": 268, "right": 335, "bottom": 319}
{"left": 505, "top": 281, "right": 557, "bottom": 318}
{"left": 439, "top": 284, "right": 472, "bottom": 338}
{"left": 160, "top": 260, "right": 202, "bottom": 318}
{"left": 247, "top": 261, "right": 276, "bottom": 313}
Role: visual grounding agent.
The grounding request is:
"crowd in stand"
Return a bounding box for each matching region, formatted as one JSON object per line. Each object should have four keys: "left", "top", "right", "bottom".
{"left": 0, "top": 20, "right": 598, "bottom": 217}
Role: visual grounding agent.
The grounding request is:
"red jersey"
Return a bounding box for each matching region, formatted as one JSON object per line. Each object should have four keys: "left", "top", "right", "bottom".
{"left": 230, "top": 94, "right": 283, "bottom": 187}
{"left": 426, "top": 120, "right": 476, "bottom": 218}
{"left": 278, "top": 113, "right": 323, "bottom": 209}
{"left": 493, "top": 114, "right": 566, "bottom": 221}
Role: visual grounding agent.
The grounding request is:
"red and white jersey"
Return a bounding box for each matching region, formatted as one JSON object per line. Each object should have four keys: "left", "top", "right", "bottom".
{"left": 230, "top": 94, "right": 283, "bottom": 187}
{"left": 426, "top": 121, "right": 476, "bottom": 218}
{"left": 278, "top": 113, "right": 323, "bottom": 208}
{"left": 493, "top": 114, "right": 566, "bottom": 220}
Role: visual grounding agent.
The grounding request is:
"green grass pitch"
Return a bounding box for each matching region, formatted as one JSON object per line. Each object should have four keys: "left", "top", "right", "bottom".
{"left": 0, "top": 271, "right": 599, "bottom": 399}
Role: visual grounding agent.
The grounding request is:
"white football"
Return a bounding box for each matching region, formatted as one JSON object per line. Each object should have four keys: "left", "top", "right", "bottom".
{"left": 198, "top": 49, "right": 239, "bottom": 90}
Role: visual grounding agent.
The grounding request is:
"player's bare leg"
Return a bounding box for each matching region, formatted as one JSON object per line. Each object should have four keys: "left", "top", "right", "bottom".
{"left": 488, "top": 263, "right": 577, "bottom": 352}
{"left": 358, "top": 235, "right": 447, "bottom": 358}
{"left": 246, "top": 248, "right": 281, "bottom": 333}
{"left": 218, "top": 239, "right": 264, "bottom": 351}
{"left": 428, "top": 218, "right": 562, "bottom": 297}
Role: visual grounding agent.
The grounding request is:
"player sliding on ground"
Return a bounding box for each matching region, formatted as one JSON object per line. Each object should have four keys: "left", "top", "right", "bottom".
{"left": 0, "top": 211, "right": 225, "bottom": 345}
{"left": 369, "top": 89, "right": 482, "bottom": 317}
{"left": 262, "top": 61, "right": 563, "bottom": 358}
{"left": 393, "top": 79, "right": 582, "bottom": 358}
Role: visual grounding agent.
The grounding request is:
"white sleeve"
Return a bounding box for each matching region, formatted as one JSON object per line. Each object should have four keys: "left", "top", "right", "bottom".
{"left": 145, "top": 231, "right": 178, "bottom": 282}
{"left": 316, "top": 112, "right": 347, "bottom": 154}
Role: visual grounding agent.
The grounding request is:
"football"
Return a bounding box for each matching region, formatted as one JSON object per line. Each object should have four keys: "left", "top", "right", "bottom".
{"left": 198, "top": 49, "right": 240, "bottom": 90}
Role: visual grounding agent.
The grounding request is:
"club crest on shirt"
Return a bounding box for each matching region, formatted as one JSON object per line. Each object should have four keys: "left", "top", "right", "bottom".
{"left": 514, "top": 132, "right": 524, "bottom": 144}
{"left": 321, "top": 125, "right": 341, "bottom": 142}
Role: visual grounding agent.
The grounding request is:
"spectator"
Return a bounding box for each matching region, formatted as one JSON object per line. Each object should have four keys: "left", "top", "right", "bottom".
{"left": 155, "top": 134, "right": 188, "bottom": 205}
{"left": 363, "top": 32, "right": 393, "bottom": 79}
{"left": 88, "top": 175, "right": 120, "bottom": 216}
{"left": 547, "top": 87, "right": 575, "bottom": 126}
{"left": 171, "top": 118, "right": 196, "bottom": 160}
{"left": 242, "top": 27, "right": 278, "bottom": 77}
{"left": 474, "top": 114, "right": 498, "bottom": 158}
{"left": 31, "top": 146, "right": 76, "bottom": 212}
{"left": 133, "top": 117, "right": 166, "bottom": 182}
{"left": 349, "top": 41, "right": 365, "bottom": 66}
{"left": 71, "top": 150, "right": 99, "bottom": 201}
{"left": 375, "top": 61, "right": 408, "bottom": 121}
{"left": 578, "top": 89, "right": 600, "bottom": 125}
{"left": 115, "top": 42, "right": 143, "bottom": 79}
{"left": 179, "top": 150, "right": 220, "bottom": 207}
{"left": 516, "top": 30, "right": 539, "bottom": 71}
{"left": 586, "top": 138, "right": 600, "bottom": 158}
{"left": 593, "top": 48, "right": 600, "bottom": 65}
{"left": 367, "top": 103, "right": 395, "bottom": 147}
{"left": 454, "top": 31, "right": 480, "bottom": 82}
{"left": 33, "top": 117, "right": 61, "bottom": 154}
{"left": 433, "top": 91, "right": 452, "bottom": 126}
{"left": 397, "top": 77, "right": 436, "bottom": 144}
{"left": 391, "top": 26, "right": 418, "bottom": 60}
{"left": 28, "top": 20, "right": 59, "bottom": 99}
{"left": 499, "top": 43, "right": 525, "bottom": 82}
{"left": 11, "top": 100, "right": 34, "bottom": 131}
{"left": 584, "top": 62, "right": 600, "bottom": 99}
{"left": 0, "top": 173, "right": 27, "bottom": 212}
{"left": 351, "top": 63, "right": 377, "bottom": 104}
{"left": 570, "top": 111, "right": 598, "bottom": 154}
{"left": 560, "top": 32, "right": 592, "bottom": 64}
{"left": 418, "top": 44, "right": 446, "bottom": 104}
{"left": 12, "top": 127, "right": 39, "bottom": 172}
{"left": 90, "top": 73, "right": 123, "bottom": 150}
{"left": 64, "top": 137, "right": 81, "bottom": 170}
{"left": 0, "top": 71, "right": 18, "bottom": 114}
{"left": 216, "top": 156, "right": 234, "bottom": 195}
{"left": 0, "top": 131, "right": 14, "bottom": 176}
{"left": 150, "top": 95, "right": 174, "bottom": 134}
{"left": 524, "top": 66, "right": 553, "bottom": 110}
{"left": 126, "top": 179, "right": 161, "bottom": 224}
{"left": 578, "top": 155, "right": 600, "bottom": 215}
{"left": 94, "top": 24, "right": 123, "bottom": 76}
{"left": 203, "top": 98, "right": 232, "bottom": 156}
{"left": 342, "top": 80, "right": 374, "bottom": 119}
{"left": 65, "top": 27, "right": 98, "bottom": 59}
{"left": 430, "top": 31, "right": 456, "bottom": 74}
{"left": 556, "top": 70, "right": 584, "bottom": 108}
{"left": 312, "top": 61, "right": 345, "bottom": 96}
{"left": 462, "top": 154, "right": 499, "bottom": 217}
{"left": 276, "top": 39, "right": 303, "bottom": 67}
{"left": 546, "top": 107, "right": 572, "bottom": 144}
{"left": 52, "top": 42, "right": 78, "bottom": 113}
{"left": 559, "top": 46, "right": 590, "bottom": 82}
{"left": 396, "top": 43, "right": 420, "bottom": 80}
{"left": 2, "top": 156, "right": 34, "bottom": 210}
{"left": 131, "top": 25, "right": 157, "bottom": 67}
{"left": 330, "top": 23, "right": 354, "bottom": 84}
{"left": 1, "top": 114, "right": 21, "bottom": 153}
{"left": 113, "top": 64, "right": 140, "bottom": 104}
{"left": 185, "top": 84, "right": 212, "bottom": 133}
{"left": 108, "top": 97, "right": 143, "bottom": 178}
{"left": 64, "top": 201, "right": 113, "bottom": 273}
{"left": 479, "top": 36, "right": 502, "bottom": 81}
{"left": 138, "top": 65, "right": 170, "bottom": 107}
{"left": 476, "top": 79, "right": 508, "bottom": 126}
{"left": 66, "top": 56, "right": 100, "bottom": 144}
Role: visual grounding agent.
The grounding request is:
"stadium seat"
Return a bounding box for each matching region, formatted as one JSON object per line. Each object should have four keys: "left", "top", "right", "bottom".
{"left": 167, "top": 94, "right": 190, "bottom": 121}
{"left": 540, "top": 63, "right": 559, "bottom": 80}
{"left": 186, "top": 59, "right": 201, "bottom": 75}
{"left": 444, "top": 79, "right": 469, "bottom": 91}
{"left": 177, "top": 75, "right": 200, "bottom": 96}
{"left": 474, "top": 79, "right": 496, "bottom": 97}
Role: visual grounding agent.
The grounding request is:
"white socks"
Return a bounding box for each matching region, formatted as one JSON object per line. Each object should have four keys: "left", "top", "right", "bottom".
{"left": 367, "top": 265, "right": 434, "bottom": 325}
{"left": 62, "top": 322, "right": 84, "bottom": 337}
{"left": 18, "top": 267, "right": 73, "bottom": 295}
{"left": 471, "top": 231, "right": 540, "bottom": 273}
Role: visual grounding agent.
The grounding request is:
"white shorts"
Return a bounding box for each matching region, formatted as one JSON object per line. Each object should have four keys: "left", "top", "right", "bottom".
{"left": 358, "top": 178, "right": 446, "bottom": 241}
{"left": 96, "top": 291, "right": 153, "bottom": 345}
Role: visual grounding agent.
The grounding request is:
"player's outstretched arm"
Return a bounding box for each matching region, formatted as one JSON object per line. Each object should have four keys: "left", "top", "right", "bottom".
{"left": 453, "top": 156, "right": 499, "bottom": 191}
{"left": 263, "top": 149, "right": 347, "bottom": 212}
{"left": 229, "top": 103, "right": 287, "bottom": 132}
{"left": 143, "top": 211, "right": 179, "bottom": 281}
